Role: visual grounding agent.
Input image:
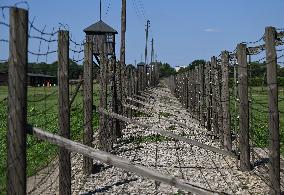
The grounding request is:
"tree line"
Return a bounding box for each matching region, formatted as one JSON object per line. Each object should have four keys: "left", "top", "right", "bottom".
{"left": 0, "top": 60, "right": 83, "bottom": 79}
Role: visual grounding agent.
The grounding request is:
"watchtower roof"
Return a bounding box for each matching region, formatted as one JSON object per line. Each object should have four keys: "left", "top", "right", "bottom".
{"left": 84, "top": 20, "right": 118, "bottom": 34}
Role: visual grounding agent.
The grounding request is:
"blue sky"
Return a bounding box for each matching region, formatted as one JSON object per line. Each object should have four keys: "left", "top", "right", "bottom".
{"left": 1, "top": 0, "right": 284, "bottom": 67}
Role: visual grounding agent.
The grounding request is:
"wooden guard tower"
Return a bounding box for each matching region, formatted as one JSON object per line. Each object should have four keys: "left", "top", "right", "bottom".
{"left": 84, "top": 20, "right": 118, "bottom": 57}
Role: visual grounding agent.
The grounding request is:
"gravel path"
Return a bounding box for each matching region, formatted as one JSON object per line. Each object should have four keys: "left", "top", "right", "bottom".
{"left": 28, "top": 85, "right": 283, "bottom": 194}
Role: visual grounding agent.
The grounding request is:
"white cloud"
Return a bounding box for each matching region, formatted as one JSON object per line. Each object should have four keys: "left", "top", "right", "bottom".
{"left": 204, "top": 28, "right": 220, "bottom": 32}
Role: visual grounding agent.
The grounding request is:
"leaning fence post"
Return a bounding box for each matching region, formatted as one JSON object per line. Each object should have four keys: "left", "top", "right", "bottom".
{"left": 83, "top": 35, "right": 93, "bottom": 175}
{"left": 265, "top": 26, "right": 280, "bottom": 194}
{"left": 221, "top": 51, "right": 232, "bottom": 151}
{"left": 7, "top": 7, "right": 28, "bottom": 195}
{"left": 237, "top": 43, "right": 251, "bottom": 171}
{"left": 58, "top": 30, "right": 71, "bottom": 194}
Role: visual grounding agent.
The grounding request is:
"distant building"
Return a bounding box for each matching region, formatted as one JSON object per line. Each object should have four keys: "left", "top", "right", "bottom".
{"left": 0, "top": 72, "right": 57, "bottom": 86}
{"left": 0, "top": 72, "right": 8, "bottom": 86}
{"left": 175, "top": 66, "right": 186, "bottom": 72}
{"left": 28, "top": 73, "right": 57, "bottom": 87}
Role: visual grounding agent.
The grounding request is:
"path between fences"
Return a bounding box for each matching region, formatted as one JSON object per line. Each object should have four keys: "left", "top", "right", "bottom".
{"left": 27, "top": 84, "right": 283, "bottom": 194}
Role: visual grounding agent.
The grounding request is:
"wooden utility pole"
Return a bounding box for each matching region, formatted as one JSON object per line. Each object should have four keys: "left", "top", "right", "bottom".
{"left": 237, "top": 43, "right": 251, "bottom": 171}
{"left": 58, "top": 30, "right": 71, "bottom": 195}
{"left": 144, "top": 20, "right": 150, "bottom": 88}
{"left": 144, "top": 20, "right": 150, "bottom": 65}
{"left": 265, "top": 26, "right": 280, "bottom": 195}
{"left": 7, "top": 7, "right": 28, "bottom": 195}
{"left": 151, "top": 38, "right": 154, "bottom": 63}
{"left": 120, "top": 0, "right": 126, "bottom": 65}
{"left": 83, "top": 35, "right": 93, "bottom": 175}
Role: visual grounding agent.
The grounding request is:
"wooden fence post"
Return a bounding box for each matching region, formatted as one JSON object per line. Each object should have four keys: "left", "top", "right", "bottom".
{"left": 199, "top": 63, "right": 205, "bottom": 126}
{"left": 137, "top": 64, "right": 144, "bottom": 93}
{"left": 265, "top": 26, "right": 280, "bottom": 194}
{"left": 58, "top": 30, "right": 71, "bottom": 194}
{"left": 112, "top": 59, "right": 121, "bottom": 137}
{"left": 188, "top": 71, "right": 193, "bottom": 113}
{"left": 221, "top": 51, "right": 232, "bottom": 151}
{"left": 98, "top": 39, "right": 111, "bottom": 151}
{"left": 7, "top": 7, "right": 28, "bottom": 195}
{"left": 83, "top": 35, "right": 93, "bottom": 174}
{"left": 205, "top": 62, "right": 212, "bottom": 131}
{"left": 211, "top": 56, "right": 218, "bottom": 136}
{"left": 237, "top": 43, "right": 251, "bottom": 171}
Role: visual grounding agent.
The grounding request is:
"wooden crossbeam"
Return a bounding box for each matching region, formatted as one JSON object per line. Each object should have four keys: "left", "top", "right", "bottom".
{"left": 28, "top": 126, "right": 214, "bottom": 195}
{"left": 99, "top": 108, "right": 238, "bottom": 159}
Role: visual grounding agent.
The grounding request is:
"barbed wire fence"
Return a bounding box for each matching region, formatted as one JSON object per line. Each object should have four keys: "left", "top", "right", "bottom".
{"left": 0, "top": 5, "right": 218, "bottom": 195}
{"left": 165, "top": 26, "right": 284, "bottom": 194}
{"left": 2, "top": 2, "right": 284, "bottom": 195}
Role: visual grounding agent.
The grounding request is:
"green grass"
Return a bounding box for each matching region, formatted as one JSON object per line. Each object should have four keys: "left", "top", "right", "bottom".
{"left": 229, "top": 86, "right": 284, "bottom": 153}
{"left": 0, "top": 87, "right": 7, "bottom": 100}
{"left": 0, "top": 85, "right": 99, "bottom": 192}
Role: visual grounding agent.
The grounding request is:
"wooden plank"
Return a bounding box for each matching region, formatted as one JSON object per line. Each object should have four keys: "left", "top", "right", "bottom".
{"left": 58, "top": 30, "right": 71, "bottom": 194}
{"left": 83, "top": 35, "right": 93, "bottom": 174}
{"left": 237, "top": 43, "right": 251, "bottom": 171}
{"left": 265, "top": 26, "right": 280, "bottom": 194}
{"left": 29, "top": 126, "right": 214, "bottom": 195}
{"left": 221, "top": 51, "right": 232, "bottom": 151}
{"left": 7, "top": 7, "right": 28, "bottom": 195}
{"left": 99, "top": 108, "right": 238, "bottom": 159}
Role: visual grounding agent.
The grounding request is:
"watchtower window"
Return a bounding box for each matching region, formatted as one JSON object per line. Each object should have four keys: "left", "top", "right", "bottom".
{"left": 106, "top": 34, "right": 113, "bottom": 43}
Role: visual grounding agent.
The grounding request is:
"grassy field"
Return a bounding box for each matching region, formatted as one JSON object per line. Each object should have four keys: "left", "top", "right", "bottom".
{"left": 229, "top": 86, "right": 284, "bottom": 153}
{"left": 0, "top": 84, "right": 100, "bottom": 192}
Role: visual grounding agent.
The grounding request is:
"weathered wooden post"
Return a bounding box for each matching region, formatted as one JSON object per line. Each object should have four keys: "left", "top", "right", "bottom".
{"left": 58, "top": 30, "right": 71, "bottom": 194}
{"left": 205, "top": 62, "right": 212, "bottom": 131}
{"left": 83, "top": 35, "right": 93, "bottom": 174}
{"left": 7, "top": 7, "right": 28, "bottom": 195}
{"left": 221, "top": 51, "right": 232, "bottom": 151}
{"left": 192, "top": 70, "right": 196, "bottom": 112}
{"left": 264, "top": 26, "right": 280, "bottom": 194}
{"left": 237, "top": 43, "right": 251, "bottom": 171}
{"left": 134, "top": 68, "right": 138, "bottom": 95}
{"left": 199, "top": 63, "right": 205, "bottom": 126}
{"left": 211, "top": 56, "right": 218, "bottom": 136}
{"left": 137, "top": 63, "right": 145, "bottom": 93}
{"left": 195, "top": 65, "right": 200, "bottom": 119}
{"left": 188, "top": 71, "right": 192, "bottom": 113}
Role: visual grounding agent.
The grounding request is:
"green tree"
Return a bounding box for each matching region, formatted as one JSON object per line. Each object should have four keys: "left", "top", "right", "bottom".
{"left": 158, "top": 62, "right": 176, "bottom": 78}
